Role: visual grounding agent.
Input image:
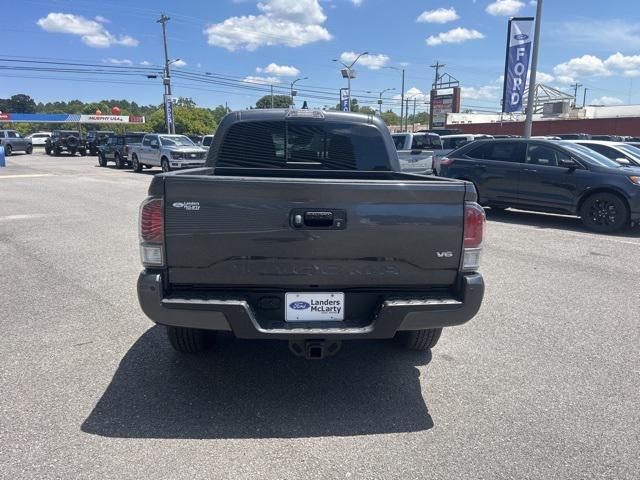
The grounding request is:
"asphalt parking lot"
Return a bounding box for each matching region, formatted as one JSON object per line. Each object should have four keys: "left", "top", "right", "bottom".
{"left": 1, "top": 151, "right": 639, "bottom": 479}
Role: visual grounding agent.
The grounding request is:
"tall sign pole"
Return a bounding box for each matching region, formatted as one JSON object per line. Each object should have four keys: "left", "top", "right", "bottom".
{"left": 524, "top": 0, "right": 543, "bottom": 138}
{"left": 158, "top": 13, "right": 175, "bottom": 134}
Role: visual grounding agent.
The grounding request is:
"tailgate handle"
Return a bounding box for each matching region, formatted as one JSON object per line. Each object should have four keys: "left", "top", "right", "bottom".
{"left": 291, "top": 209, "right": 346, "bottom": 229}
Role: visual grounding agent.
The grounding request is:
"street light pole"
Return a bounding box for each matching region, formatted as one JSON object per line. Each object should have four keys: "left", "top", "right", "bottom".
{"left": 333, "top": 51, "right": 369, "bottom": 112}
{"left": 157, "top": 13, "right": 175, "bottom": 134}
{"left": 524, "top": 0, "right": 543, "bottom": 138}
{"left": 290, "top": 77, "right": 308, "bottom": 107}
{"left": 385, "top": 66, "right": 406, "bottom": 131}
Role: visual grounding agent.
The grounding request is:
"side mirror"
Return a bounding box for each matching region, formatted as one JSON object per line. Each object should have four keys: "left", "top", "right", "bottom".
{"left": 616, "top": 157, "right": 630, "bottom": 165}
{"left": 559, "top": 158, "right": 578, "bottom": 169}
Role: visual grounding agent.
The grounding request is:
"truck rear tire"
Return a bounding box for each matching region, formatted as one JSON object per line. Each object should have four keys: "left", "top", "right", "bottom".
{"left": 166, "top": 326, "right": 215, "bottom": 353}
{"left": 115, "top": 153, "right": 124, "bottom": 169}
{"left": 132, "top": 154, "right": 143, "bottom": 172}
{"left": 394, "top": 328, "right": 442, "bottom": 351}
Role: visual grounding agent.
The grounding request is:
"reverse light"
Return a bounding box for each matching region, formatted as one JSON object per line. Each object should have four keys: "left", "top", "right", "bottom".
{"left": 139, "top": 197, "right": 164, "bottom": 267}
{"left": 462, "top": 202, "right": 485, "bottom": 271}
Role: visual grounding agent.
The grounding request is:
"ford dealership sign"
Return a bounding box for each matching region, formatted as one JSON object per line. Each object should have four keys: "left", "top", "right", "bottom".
{"left": 502, "top": 17, "right": 535, "bottom": 114}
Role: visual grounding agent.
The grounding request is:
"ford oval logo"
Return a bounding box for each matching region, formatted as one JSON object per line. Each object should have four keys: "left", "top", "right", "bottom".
{"left": 514, "top": 33, "right": 529, "bottom": 40}
{"left": 290, "top": 301, "right": 310, "bottom": 310}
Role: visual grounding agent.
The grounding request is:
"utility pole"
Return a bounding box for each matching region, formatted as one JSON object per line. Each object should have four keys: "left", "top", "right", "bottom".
{"left": 430, "top": 61, "right": 445, "bottom": 88}
{"left": 524, "top": 0, "right": 543, "bottom": 138}
{"left": 571, "top": 82, "right": 583, "bottom": 107}
{"left": 157, "top": 13, "right": 174, "bottom": 134}
{"left": 582, "top": 87, "right": 588, "bottom": 108}
{"left": 412, "top": 98, "right": 417, "bottom": 132}
{"left": 400, "top": 69, "right": 405, "bottom": 131}
{"left": 405, "top": 98, "right": 410, "bottom": 131}
{"left": 270, "top": 85, "right": 274, "bottom": 108}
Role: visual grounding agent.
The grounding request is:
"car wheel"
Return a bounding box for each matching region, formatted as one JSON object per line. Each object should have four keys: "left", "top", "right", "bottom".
{"left": 26, "top": 145, "right": 33, "bottom": 154}
{"left": 394, "top": 328, "right": 443, "bottom": 351}
{"left": 161, "top": 157, "right": 171, "bottom": 173}
{"left": 98, "top": 153, "right": 107, "bottom": 167}
{"left": 54, "top": 147, "right": 61, "bottom": 156}
{"left": 166, "top": 326, "right": 215, "bottom": 353}
{"left": 69, "top": 149, "right": 76, "bottom": 156}
{"left": 4, "top": 145, "right": 12, "bottom": 156}
{"left": 132, "top": 154, "right": 142, "bottom": 172}
{"left": 45, "top": 146, "right": 52, "bottom": 155}
{"left": 580, "top": 192, "right": 629, "bottom": 233}
{"left": 79, "top": 148, "right": 86, "bottom": 156}
{"left": 115, "top": 153, "right": 124, "bottom": 169}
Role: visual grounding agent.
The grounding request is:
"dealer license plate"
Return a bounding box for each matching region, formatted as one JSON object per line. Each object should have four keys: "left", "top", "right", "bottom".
{"left": 285, "top": 292, "right": 345, "bottom": 322}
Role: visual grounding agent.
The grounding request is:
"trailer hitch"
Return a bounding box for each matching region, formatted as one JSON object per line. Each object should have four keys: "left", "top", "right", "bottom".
{"left": 288, "top": 339, "right": 342, "bottom": 360}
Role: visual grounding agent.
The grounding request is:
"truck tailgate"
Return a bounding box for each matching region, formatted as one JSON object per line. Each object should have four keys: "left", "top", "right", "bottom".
{"left": 163, "top": 175, "right": 466, "bottom": 288}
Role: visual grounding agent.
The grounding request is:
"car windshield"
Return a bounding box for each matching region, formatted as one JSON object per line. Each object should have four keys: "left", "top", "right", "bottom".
{"left": 391, "top": 134, "right": 408, "bottom": 150}
{"left": 160, "top": 135, "right": 195, "bottom": 146}
{"left": 560, "top": 142, "right": 622, "bottom": 168}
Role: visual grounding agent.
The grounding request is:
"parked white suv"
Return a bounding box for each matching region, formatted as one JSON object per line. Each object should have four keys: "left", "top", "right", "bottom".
{"left": 25, "top": 132, "right": 52, "bottom": 147}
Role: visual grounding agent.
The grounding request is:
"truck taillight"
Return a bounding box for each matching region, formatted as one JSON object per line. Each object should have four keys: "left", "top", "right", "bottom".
{"left": 440, "top": 157, "right": 454, "bottom": 167}
{"left": 462, "top": 202, "right": 485, "bottom": 271}
{"left": 139, "top": 197, "right": 164, "bottom": 267}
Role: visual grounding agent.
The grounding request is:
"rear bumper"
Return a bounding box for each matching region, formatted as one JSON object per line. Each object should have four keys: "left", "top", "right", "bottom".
{"left": 137, "top": 272, "right": 484, "bottom": 340}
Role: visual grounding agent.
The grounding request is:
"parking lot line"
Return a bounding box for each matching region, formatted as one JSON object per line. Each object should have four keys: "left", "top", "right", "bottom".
{"left": 0, "top": 174, "right": 55, "bottom": 179}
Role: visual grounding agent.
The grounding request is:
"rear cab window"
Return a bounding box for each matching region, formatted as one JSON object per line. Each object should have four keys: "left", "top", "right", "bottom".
{"left": 216, "top": 120, "right": 391, "bottom": 171}
{"left": 392, "top": 134, "right": 408, "bottom": 150}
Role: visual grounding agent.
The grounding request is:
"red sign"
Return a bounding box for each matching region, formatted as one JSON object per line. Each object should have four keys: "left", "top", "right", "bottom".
{"left": 0, "top": 113, "right": 10, "bottom": 121}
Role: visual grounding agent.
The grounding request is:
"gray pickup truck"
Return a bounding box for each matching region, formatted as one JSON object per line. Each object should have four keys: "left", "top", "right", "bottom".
{"left": 137, "top": 110, "right": 485, "bottom": 359}
{"left": 129, "top": 133, "right": 208, "bottom": 172}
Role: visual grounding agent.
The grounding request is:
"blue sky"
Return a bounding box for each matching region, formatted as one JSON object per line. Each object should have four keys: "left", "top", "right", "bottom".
{"left": 3, "top": 0, "right": 640, "bottom": 113}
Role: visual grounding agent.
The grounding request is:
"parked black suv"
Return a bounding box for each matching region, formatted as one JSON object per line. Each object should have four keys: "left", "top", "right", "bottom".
{"left": 440, "top": 138, "right": 640, "bottom": 232}
{"left": 86, "top": 130, "right": 115, "bottom": 156}
{"left": 98, "top": 132, "right": 146, "bottom": 168}
{"left": 45, "top": 130, "right": 87, "bottom": 156}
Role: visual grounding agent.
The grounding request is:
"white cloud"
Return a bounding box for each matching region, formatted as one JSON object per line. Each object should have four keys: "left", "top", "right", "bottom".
{"left": 426, "top": 27, "right": 485, "bottom": 46}
{"left": 204, "top": 0, "right": 331, "bottom": 51}
{"left": 393, "top": 87, "right": 427, "bottom": 103}
{"left": 417, "top": 7, "right": 459, "bottom": 24}
{"left": 95, "top": 15, "right": 110, "bottom": 23}
{"left": 339, "top": 51, "right": 389, "bottom": 70}
{"left": 350, "top": 0, "right": 364, "bottom": 6}
{"left": 102, "top": 58, "right": 133, "bottom": 65}
{"left": 172, "top": 59, "right": 187, "bottom": 68}
{"left": 139, "top": 60, "right": 152, "bottom": 66}
{"left": 486, "top": 0, "right": 525, "bottom": 16}
{"left": 256, "top": 62, "right": 300, "bottom": 76}
{"left": 552, "top": 54, "right": 611, "bottom": 83}
{"left": 604, "top": 52, "right": 640, "bottom": 77}
{"left": 243, "top": 75, "right": 280, "bottom": 85}
{"left": 462, "top": 84, "right": 501, "bottom": 100}
{"left": 535, "top": 71, "right": 555, "bottom": 83}
{"left": 591, "top": 96, "right": 623, "bottom": 106}
{"left": 37, "top": 12, "right": 138, "bottom": 48}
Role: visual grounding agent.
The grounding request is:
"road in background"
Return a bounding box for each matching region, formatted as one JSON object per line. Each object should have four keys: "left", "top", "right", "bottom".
{"left": 1, "top": 153, "right": 639, "bottom": 479}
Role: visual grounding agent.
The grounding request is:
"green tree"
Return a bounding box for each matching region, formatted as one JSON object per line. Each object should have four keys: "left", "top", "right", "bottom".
{"left": 211, "top": 105, "right": 231, "bottom": 124}
{"left": 255, "top": 94, "right": 292, "bottom": 109}
{"left": 359, "top": 106, "right": 376, "bottom": 115}
{"left": 380, "top": 110, "right": 400, "bottom": 126}
{"left": 148, "top": 105, "right": 217, "bottom": 135}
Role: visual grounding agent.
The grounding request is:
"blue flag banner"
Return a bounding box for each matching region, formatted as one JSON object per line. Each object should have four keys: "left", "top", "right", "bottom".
{"left": 340, "top": 88, "right": 349, "bottom": 112}
{"left": 502, "top": 17, "right": 534, "bottom": 113}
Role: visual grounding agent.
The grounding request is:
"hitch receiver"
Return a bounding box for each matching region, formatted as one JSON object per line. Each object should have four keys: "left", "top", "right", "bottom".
{"left": 288, "top": 339, "right": 342, "bottom": 360}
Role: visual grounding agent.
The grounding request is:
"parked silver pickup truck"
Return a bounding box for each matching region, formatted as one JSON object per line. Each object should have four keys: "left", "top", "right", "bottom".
{"left": 391, "top": 132, "right": 442, "bottom": 175}
{"left": 129, "top": 134, "right": 208, "bottom": 172}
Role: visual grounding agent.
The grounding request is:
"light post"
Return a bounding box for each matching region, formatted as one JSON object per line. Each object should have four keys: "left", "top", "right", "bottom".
{"left": 333, "top": 51, "right": 369, "bottom": 112}
{"left": 366, "top": 88, "right": 396, "bottom": 114}
{"left": 290, "top": 77, "right": 308, "bottom": 107}
{"left": 384, "top": 66, "right": 405, "bottom": 131}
